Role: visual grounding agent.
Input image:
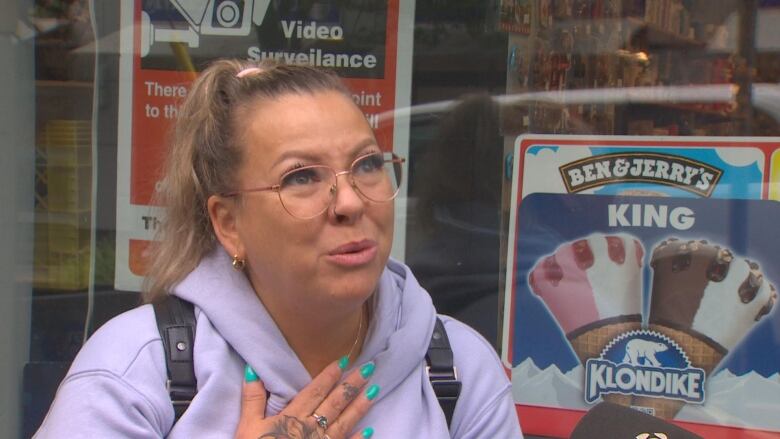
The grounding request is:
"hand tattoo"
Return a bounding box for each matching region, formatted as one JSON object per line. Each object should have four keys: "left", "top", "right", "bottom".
{"left": 342, "top": 382, "right": 360, "bottom": 402}
{"left": 259, "top": 415, "right": 324, "bottom": 439}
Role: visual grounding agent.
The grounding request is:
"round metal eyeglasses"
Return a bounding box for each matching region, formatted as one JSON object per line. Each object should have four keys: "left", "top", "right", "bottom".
{"left": 223, "top": 152, "right": 405, "bottom": 219}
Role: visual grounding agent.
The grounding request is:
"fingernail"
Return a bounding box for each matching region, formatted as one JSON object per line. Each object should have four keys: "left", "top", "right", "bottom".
{"left": 360, "top": 362, "right": 375, "bottom": 379}
{"left": 338, "top": 355, "right": 350, "bottom": 370}
{"left": 365, "top": 384, "right": 380, "bottom": 401}
{"left": 244, "top": 364, "right": 259, "bottom": 382}
{"left": 362, "top": 427, "right": 375, "bottom": 438}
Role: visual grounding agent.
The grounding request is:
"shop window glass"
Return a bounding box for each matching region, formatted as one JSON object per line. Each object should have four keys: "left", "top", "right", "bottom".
{"left": 6, "top": 0, "right": 780, "bottom": 437}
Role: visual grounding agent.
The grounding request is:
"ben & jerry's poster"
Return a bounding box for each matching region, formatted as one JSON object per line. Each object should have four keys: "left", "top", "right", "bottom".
{"left": 503, "top": 135, "right": 780, "bottom": 438}
{"left": 116, "top": 0, "right": 413, "bottom": 290}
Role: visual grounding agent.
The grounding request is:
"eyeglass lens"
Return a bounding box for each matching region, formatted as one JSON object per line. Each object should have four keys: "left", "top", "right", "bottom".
{"left": 278, "top": 153, "right": 402, "bottom": 219}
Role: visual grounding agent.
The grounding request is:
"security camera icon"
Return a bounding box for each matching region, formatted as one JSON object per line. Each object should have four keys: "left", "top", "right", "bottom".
{"left": 140, "top": 0, "right": 271, "bottom": 57}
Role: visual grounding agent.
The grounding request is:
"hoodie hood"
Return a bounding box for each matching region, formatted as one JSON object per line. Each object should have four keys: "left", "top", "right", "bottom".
{"left": 172, "top": 247, "right": 437, "bottom": 414}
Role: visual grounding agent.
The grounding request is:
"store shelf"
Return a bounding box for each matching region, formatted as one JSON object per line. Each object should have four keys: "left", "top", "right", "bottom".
{"left": 628, "top": 101, "right": 737, "bottom": 118}
{"left": 532, "top": 17, "right": 705, "bottom": 54}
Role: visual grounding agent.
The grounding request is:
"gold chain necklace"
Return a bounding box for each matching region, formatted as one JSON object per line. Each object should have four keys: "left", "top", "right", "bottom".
{"left": 345, "top": 305, "right": 365, "bottom": 361}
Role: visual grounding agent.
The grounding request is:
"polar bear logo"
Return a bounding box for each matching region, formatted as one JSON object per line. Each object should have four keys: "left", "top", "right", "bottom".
{"left": 623, "top": 339, "right": 668, "bottom": 367}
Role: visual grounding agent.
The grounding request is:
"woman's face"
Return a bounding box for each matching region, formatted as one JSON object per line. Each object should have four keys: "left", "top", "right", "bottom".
{"left": 225, "top": 91, "right": 394, "bottom": 314}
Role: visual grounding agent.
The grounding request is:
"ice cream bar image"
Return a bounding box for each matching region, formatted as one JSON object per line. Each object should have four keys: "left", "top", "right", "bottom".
{"left": 648, "top": 238, "right": 776, "bottom": 351}
{"left": 529, "top": 233, "right": 645, "bottom": 363}
{"left": 633, "top": 238, "right": 777, "bottom": 419}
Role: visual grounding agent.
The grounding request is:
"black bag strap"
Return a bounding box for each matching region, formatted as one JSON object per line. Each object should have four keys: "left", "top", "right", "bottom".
{"left": 425, "top": 317, "right": 462, "bottom": 428}
{"left": 153, "top": 299, "right": 462, "bottom": 428}
{"left": 153, "top": 295, "right": 197, "bottom": 423}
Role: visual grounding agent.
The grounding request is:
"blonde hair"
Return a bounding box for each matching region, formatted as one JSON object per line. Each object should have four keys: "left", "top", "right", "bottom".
{"left": 143, "top": 59, "right": 350, "bottom": 302}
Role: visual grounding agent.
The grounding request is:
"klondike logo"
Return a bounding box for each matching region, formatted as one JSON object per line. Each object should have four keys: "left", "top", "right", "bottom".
{"left": 559, "top": 152, "right": 723, "bottom": 197}
{"left": 585, "top": 330, "right": 706, "bottom": 404}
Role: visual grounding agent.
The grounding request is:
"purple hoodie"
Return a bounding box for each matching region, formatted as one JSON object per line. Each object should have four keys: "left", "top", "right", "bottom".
{"left": 35, "top": 249, "right": 522, "bottom": 438}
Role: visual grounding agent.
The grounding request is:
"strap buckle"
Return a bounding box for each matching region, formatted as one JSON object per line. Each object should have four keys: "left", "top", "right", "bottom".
{"left": 426, "top": 365, "right": 459, "bottom": 382}
{"left": 166, "top": 379, "right": 195, "bottom": 406}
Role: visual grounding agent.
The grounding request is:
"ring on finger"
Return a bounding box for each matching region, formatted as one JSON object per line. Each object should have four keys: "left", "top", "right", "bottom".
{"left": 311, "top": 412, "right": 328, "bottom": 430}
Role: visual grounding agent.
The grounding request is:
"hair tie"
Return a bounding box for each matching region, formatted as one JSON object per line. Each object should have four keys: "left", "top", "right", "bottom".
{"left": 236, "top": 67, "right": 263, "bottom": 78}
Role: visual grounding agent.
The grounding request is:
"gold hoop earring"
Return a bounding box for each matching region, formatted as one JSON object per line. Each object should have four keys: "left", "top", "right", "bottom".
{"left": 232, "top": 254, "right": 246, "bottom": 271}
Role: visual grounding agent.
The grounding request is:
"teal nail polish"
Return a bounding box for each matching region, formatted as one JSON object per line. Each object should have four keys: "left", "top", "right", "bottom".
{"left": 244, "top": 364, "right": 259, "bottom": 382}
{"left": 360, "top": 362, "right": 375, "bottom": 379}
{"left": 365, "top": 384, "right": 380, "bottom": 401}
{"left": 338, "top": 355, "right": 350, "bottom": 370}
{"left": 362, "top": 427, "right": 375, "bottom": 438}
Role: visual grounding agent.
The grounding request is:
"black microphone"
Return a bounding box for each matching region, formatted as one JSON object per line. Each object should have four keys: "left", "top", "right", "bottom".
{"left": 570, "top": 401, "right": 703, "bottom": 439}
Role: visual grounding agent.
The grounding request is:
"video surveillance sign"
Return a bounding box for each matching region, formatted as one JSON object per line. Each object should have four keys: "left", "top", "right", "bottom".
{"left": 116, "top": 0, "right": 412, "bottom": 291}
{"left": 137, "top": 0, "right": 386, "bottom": 77}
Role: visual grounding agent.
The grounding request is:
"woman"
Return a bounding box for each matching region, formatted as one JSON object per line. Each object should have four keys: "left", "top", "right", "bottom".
{"left": 35, "top": 60, "right": 522, "bottom": 438}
